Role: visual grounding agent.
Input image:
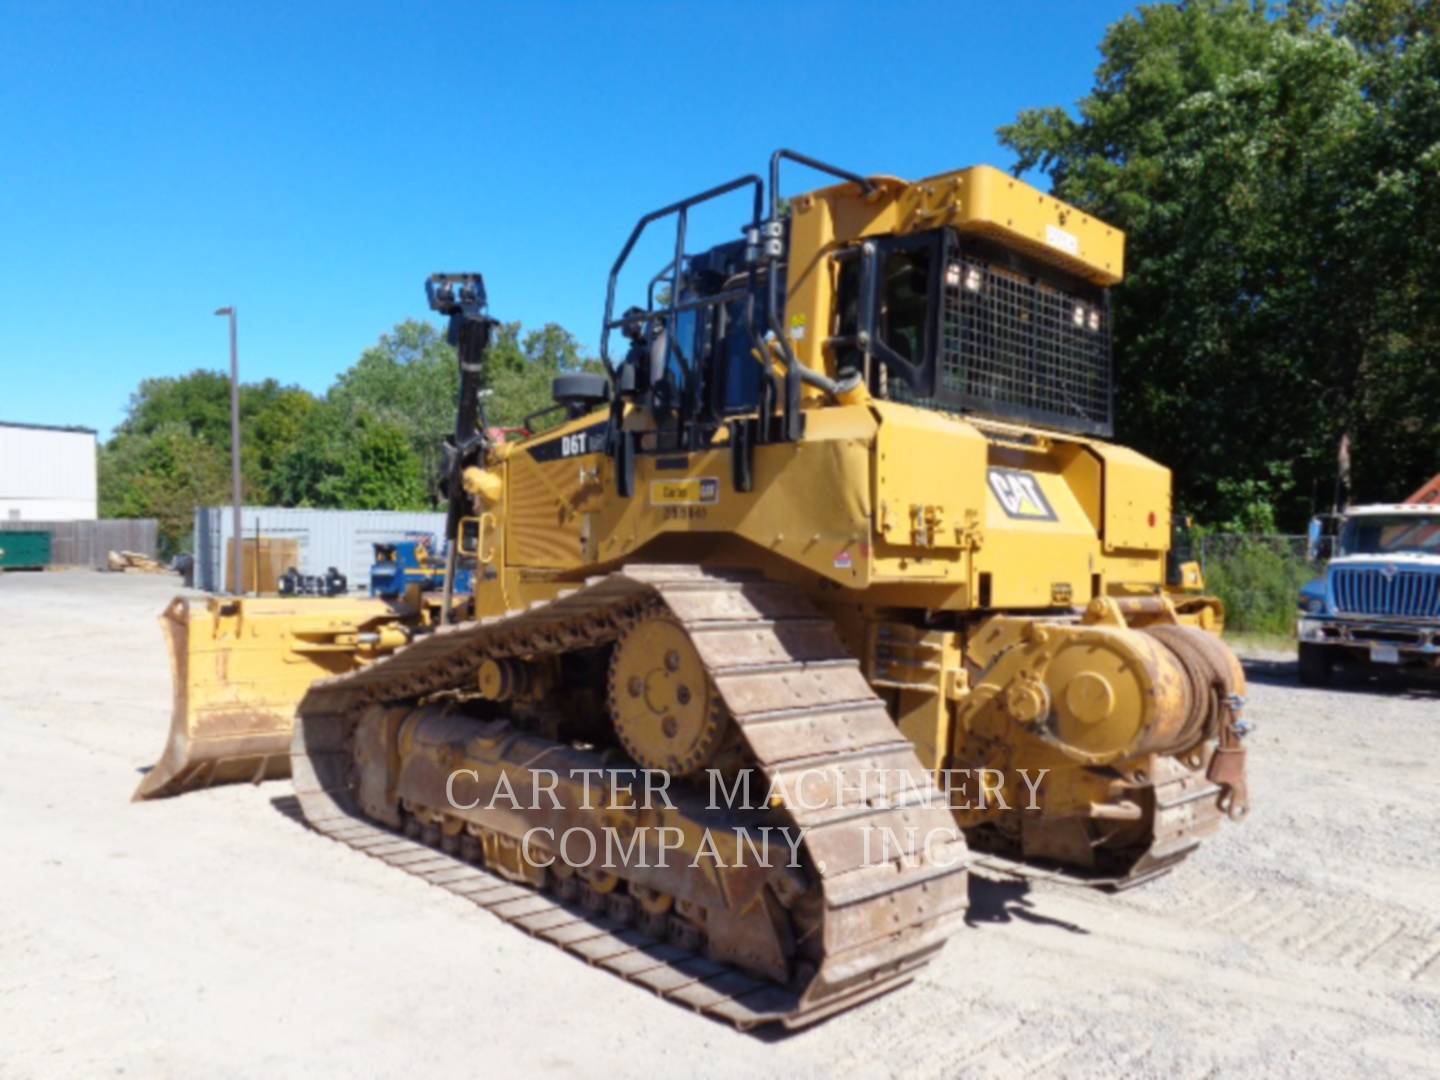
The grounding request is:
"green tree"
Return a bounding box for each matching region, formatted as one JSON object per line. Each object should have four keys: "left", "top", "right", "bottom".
{"left": 115, "top": 370, "right": 234, "bottom": 445}
{"left": 265, "top": 399, "right": 349, "bottom": 508}
{"left": 485, "top": 321, "right": 597, "bottom": 429}
{"left": 99, "top": 315, "right": 598, "bottom": 550}
{"left": 325, "top": 317, "right": 599, "bottom": 494}
{"left": 1000, "top": 0, "right": 1440, "bottom": 528}
{"left": 98, "top": 422, "right": 231, "bottom": 554}
{"left": 329, "top": 320, "right": 459, "bottom": 500}
{"left": 268, "top": 405, "right": 428, "bottom": 511}
{"left": 317, "top": 415, "right": 429, "bottom": 510}
{"left": 101, "top": 372, "right": 323, "bottom": 550}
{"left": 245, "top": 386, "right": 320, "bottom": 502}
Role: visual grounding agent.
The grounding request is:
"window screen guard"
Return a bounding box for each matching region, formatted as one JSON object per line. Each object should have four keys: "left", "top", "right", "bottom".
{"left": 885, "top": 230, "right": 1114, "bottom": 438}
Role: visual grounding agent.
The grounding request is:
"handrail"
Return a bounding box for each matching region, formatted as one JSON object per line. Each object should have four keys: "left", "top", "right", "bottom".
{"left": 767, "top": 148, "right": 875, "bottom": 219}
{"left": 599, "top": 174, "right": 763, "bottom": 372}
{"left": 599, "top": 151, "right": 872, "bottom": 443}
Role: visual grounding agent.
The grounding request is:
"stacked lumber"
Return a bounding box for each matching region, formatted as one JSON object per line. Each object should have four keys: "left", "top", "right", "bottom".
{"left": 107, "top": 550, "right": 170, "bottom": 574}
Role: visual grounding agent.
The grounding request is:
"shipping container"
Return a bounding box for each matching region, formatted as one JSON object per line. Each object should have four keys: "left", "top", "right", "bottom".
{"left": 194, "top": 507, "right": 447, "bottom": 594}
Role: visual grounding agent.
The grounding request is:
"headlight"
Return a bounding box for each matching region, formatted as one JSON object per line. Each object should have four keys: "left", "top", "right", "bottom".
{"left": 1301, "top": 596, "right": 1325, "bottom": 614}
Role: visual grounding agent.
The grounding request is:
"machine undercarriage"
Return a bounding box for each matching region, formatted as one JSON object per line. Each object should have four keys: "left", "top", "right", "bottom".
{"left": 293, "top": 566, "right": 969, "bottom": 1028}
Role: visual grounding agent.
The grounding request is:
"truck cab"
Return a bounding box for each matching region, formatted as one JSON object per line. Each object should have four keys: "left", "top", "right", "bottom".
{"left": 1297, "top": 504, "right": 1440, "bottom": 684}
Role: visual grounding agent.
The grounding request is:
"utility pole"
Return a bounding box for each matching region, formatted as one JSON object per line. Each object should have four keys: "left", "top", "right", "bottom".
{"left": 214, "top": 306, "right": 243, "bottom": 595}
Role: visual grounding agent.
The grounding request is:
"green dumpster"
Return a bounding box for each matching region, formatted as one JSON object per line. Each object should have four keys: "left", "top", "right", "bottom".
{"left": 0, "top": 531, "right": 51, "bottom": 570}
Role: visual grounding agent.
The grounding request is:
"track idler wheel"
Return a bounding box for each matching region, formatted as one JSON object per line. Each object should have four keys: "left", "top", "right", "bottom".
{"left": 608, "top": 614, "right": 731, "bottom": 778}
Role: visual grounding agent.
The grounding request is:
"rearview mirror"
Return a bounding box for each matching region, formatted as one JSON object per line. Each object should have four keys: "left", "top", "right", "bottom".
{"left": 1306, "top": 516, "right": 1324, "bottom": 562}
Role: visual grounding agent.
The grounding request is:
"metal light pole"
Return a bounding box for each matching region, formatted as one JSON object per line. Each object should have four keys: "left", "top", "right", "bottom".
{"left": 214, "top": 306, "right": 243, "bottom": 595}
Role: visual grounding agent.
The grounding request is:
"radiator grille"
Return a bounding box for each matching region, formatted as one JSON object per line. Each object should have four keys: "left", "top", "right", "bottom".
{"left": 936, "top": 254, "right": 1112, "bottom": 435}
{"left": 1331, "top": 566, "right": 1440, "bottom": 618}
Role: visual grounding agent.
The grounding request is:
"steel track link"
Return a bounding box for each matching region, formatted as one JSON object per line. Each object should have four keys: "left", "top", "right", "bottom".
{"left": 968, "top": 747, "right": 1224, "bottom": 891}
{"left": 290, "top": 564, "right": 970, "bottom": 1029}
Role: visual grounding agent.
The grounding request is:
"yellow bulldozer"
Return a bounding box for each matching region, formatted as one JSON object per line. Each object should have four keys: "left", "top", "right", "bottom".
{"left": 137, "top": 151, "right": 1249, "bottom": 1028}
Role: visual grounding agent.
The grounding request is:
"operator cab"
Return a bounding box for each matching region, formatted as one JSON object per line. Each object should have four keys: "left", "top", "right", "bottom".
{"left": 597, "top": 151, "right": 1122, "bottom": 498}
{"left": 613, "top": 239, "right": 768, "bottom": 423}
{"left": 1335, "top": 506, "right": 1440, "bottom": 558}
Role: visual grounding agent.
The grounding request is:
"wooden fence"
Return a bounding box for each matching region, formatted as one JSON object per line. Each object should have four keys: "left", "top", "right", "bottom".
{"left": 0, "top": 519, "right": 159, "bottom": 568}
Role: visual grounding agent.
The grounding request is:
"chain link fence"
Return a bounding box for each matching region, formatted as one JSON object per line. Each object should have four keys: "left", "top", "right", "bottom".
{"left": 1197, "top": 533, "right": 1323, "bottom": 636}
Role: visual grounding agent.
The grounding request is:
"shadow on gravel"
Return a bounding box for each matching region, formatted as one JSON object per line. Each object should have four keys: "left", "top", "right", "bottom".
{"left": 965, "top": 877, "right": 1088, "bottom": 934}
{"left": 1242, "top": 657, "right": 1440, "bottom": 699}
{"left": 270, "top": 794, "right": 305, "bottom": 822}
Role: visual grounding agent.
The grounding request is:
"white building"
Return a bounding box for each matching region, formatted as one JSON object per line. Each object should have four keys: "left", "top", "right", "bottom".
{"left": 0, "top": 421, "right": 99, "bottom": 522}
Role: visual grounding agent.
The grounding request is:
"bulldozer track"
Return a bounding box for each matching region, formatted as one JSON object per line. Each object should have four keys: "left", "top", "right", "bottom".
{"left": 1119, "top": 754, "right": 1226, "bottom": 885}
{"left": 289, "top": 565, "right": 970, "bottom": 1029}
{"left": 968, "top": 755, "right": 1223, "bottom": 891}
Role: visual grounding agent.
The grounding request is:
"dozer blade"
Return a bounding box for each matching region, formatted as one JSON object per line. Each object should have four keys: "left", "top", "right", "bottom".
{"left": 133, "top": 594, "right": 408, "bottom": 800}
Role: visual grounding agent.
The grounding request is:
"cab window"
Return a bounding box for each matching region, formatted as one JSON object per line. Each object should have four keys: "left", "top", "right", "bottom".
{"left": 880, "top": 249, "right": 931, "bottom": 365}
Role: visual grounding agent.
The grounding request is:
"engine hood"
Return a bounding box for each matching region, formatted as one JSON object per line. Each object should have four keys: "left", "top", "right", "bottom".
{"left": 1328, "top": 553, "right": 1440, "bottom": 570}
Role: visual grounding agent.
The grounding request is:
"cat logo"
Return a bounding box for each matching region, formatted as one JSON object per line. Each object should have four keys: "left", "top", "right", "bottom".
{"left": 987, "top": 468, "right": 1057, "bottom": 522}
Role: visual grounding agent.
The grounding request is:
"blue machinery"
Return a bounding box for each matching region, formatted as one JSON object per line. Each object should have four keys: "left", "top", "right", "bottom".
{"left": 370, "top": 534, "right": 474, "bottom": 599}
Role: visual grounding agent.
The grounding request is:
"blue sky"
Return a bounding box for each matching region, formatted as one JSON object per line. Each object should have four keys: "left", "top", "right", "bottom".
{"left": 1, "top": 1, "right": 1139, "bottom": 438}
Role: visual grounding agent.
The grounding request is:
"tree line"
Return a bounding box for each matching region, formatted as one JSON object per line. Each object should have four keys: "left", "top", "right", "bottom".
{"left": 1001, "top": 0, "right": 1440, "bottom": 531}
{"left": 99, "top": 320, "right": 591, "bottom": 553}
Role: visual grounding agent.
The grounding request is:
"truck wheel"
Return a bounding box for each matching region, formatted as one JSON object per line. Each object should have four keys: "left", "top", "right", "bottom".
{"left": 1298, "top": 642, "right": 1333, "bottom": 687}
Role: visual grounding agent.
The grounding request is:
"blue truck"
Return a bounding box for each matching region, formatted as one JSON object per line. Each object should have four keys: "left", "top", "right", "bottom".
{"left": 1297, "top": 503, "right": 1440, "bottom": 684}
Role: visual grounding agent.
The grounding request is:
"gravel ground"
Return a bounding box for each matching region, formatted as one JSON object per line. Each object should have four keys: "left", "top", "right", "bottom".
{"left": 1, "top": 571, "right": 1436, "bottom": 1078}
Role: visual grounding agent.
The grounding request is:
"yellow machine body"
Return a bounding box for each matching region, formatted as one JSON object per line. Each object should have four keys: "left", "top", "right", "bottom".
{"left": 448, "top": 167, "right": 1243, "bottom": 878}
{"left": 462, "top": 408, "right": 1237, "bottom": 875}
{"left": 142, "top": 165, "right": 1241, "bottom": 872}
{"left": 466, "top": 168, "right": 1156, "bottom": 611}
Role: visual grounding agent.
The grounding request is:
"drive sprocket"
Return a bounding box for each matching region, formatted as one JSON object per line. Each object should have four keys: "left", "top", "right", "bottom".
{"left": 607, "top": 612, "right": 729, "bottom": 777}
